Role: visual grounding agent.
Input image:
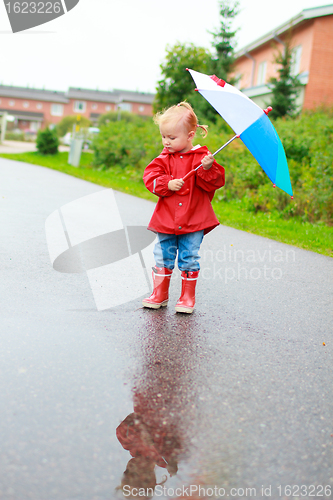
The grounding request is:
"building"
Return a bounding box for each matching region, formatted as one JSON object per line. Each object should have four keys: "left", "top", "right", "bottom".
{"left": 231, "top": 4, "right": 333, "bottom": 110}
{"left": 0, "top": 85, "right": 155, "bottom": 132}
{"left": 66, "top": 88, "right": 155, "bottom": 123}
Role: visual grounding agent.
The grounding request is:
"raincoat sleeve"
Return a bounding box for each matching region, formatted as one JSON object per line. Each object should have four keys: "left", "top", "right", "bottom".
{"left": 195, "top": 159, "right": 225, "bottom": 192}
{"left": 143, "top": 157, "right": 174, "bottom": 198}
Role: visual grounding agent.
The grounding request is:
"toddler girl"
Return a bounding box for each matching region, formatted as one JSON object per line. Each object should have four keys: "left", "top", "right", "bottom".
{"left": 142, "top": 102, "right": 225, "bottom": 313}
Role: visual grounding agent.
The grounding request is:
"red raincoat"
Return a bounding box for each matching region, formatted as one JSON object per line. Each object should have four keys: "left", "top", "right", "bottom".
{"left": 143, "top": 146, "right": 225, "bottom": 235}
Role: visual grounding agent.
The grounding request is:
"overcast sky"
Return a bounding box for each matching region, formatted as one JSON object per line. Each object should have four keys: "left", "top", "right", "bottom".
{"left": 0, "top": 0, "right": 330, "bottom": 93}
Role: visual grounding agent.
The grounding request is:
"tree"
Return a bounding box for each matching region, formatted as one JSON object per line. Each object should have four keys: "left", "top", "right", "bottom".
{"left": 154, "top": 43, "right": 212, "bottom": 115}
{"left": 98, "top": 111, "right": 147, "bottom": 127}
{"left": 268, "top": 38, "right": 300, "bottom": 119}
{"left": 210, "top": 0, "right": 240, "bottom": 82}
{"left": 56, "top": 115, "right": 91, "bottom": 138}
{"left": 154, "top": 3, "right": 240, "bottom": 123}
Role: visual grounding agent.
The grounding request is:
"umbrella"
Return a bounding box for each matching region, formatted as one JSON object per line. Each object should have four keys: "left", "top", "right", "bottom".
{"left": 183, "top": 68, "right": 293, "bottom": 197}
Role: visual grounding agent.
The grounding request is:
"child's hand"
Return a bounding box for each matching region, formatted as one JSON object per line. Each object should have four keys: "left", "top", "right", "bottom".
{"left": 202, "top": 153, "right": 214, "bottom": 170}
{"left": 168, "top": 178, "right": 184, "bottom": 191}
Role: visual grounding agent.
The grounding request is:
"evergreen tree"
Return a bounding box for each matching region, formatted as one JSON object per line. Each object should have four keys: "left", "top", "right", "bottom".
{"left": 210, "top": 0, "right": 240, "bottom": 82}
{"left": 268, "top": 38, "right": 300, "bottom": 119}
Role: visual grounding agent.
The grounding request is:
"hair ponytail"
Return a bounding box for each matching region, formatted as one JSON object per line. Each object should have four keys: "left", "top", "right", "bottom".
{"left": 197, "top": 123, "right": 208, "bottom": 138}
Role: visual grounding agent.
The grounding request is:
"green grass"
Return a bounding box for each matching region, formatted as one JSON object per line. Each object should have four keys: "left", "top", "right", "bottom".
{"left": 1, "top": 151, "right": 332, "bottom": 257}
{"left": 212, "top": 199, "right": 332, "bottom": 256}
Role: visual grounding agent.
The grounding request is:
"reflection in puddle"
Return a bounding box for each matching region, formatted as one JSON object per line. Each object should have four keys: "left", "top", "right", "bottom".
{"left": 116, "top": 310, "right": 202, "bottom": 498}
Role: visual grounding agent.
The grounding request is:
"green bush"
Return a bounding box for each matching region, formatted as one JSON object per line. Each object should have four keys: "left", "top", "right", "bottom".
{"left": 56, "top": 115, "right": 91, "bottom": 137}
{"left": 92, "top": 107, "right": 333, "bottom": 225}
{"left": 97, "top": 111, "right": 148, "bottom": 128}
{"left": 5, "top": 132, "right": 25, "bottom": 141}
{"left": 36, "top": 128, "right": 59, "bottom": 155}
{"left": 92, "top": 117, "right": 160, "bottom": 171}
{"left": 202, "top": 108, "right": 333, "bottom": 224}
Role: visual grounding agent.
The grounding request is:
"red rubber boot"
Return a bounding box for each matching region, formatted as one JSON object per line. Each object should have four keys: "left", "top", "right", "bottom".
{"left": 142, "top": 267, "right": 173, "bottom": 309}
{"left": 175, "top": 270, "right": 199, "bottom": 314}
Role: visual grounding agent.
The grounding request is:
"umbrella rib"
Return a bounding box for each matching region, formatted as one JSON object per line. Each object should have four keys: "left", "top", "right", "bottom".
{"left": 194, "top": 134, "right": 239, "bottom": 171}
{"left": 210, "top": 133, "right": 239, "bottom": 160}
{"left": 182, "top": 134, "right": 239, "bottom": 182}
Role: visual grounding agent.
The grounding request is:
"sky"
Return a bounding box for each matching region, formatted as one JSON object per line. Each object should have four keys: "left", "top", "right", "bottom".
{"left": 0, "top": 0, "right": 331, "bottom": 93}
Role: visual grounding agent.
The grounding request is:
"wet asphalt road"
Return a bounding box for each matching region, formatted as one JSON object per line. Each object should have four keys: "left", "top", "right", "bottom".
{"left": 1, "top": 158, "right": 332, "bottom": 500}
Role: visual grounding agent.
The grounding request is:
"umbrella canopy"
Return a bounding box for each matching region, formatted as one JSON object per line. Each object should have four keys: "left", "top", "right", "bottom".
{"left": 187, "top": 68, "right": 293, "bottom": 197}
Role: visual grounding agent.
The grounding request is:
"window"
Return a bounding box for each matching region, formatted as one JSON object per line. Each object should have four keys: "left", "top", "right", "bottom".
{"left": 291, "top": 45, "right": 302, "bottom": 76}
{"left": 23, "top": 102, "right": 29, "bottom": 108}
{"left": 118, "top": 102, "right": 132, "bottom": 112}
{"left": 30, "top": 121, "right": 40, "bottom": 132}
{"left": 51, "top": 104, "right": 64, "bottom": 116}
{"left": 9, "top": 100, "right": 15, "bottom": 106}
{"left": 91, "top": 103, "right": 98, "bottom": 110}
{"left": 257, "top": 61, "right": 267, "bottom": 85}
{"left": 73, "top": 101, "right": 86, "bottom": 113}
{"left": 138, "top": 105, "right": 145, "bottom": 112}
{"left": 105, "top": 105, "right": 112, "bottom": 111}
{"left": 36, "top": 103, "right": 43, "bottom": 110}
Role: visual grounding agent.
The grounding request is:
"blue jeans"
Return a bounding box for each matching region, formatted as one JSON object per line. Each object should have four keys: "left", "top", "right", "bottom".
{"left": 153, "top": 231, "right": 204, "bottom": 272}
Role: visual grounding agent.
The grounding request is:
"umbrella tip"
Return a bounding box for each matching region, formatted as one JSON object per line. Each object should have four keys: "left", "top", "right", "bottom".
{"left": 210, "top": 74, "right": 226, "bottom": 87}
{"left": 273, "top": 184, "right": 276, "bottom": 188}
{"left": 186, "top": 68, "right": 189, "bottom": 71}
{"left": 291, "top": 196, "right": 294, "bottom": 199}
{"left": 264, "top": 106, "right": 273, "bottom": 115}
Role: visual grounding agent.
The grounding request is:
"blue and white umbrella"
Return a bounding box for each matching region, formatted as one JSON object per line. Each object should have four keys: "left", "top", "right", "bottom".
{"left": 185, "top": 68, "right": 293, "bottom": 197}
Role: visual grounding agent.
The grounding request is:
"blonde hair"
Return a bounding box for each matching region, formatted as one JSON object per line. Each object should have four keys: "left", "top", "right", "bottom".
{"left": 154, "top": 101, "right": 208, "bottom": 138}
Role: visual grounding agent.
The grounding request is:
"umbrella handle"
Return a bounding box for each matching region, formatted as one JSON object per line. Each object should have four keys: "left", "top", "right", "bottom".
{"left": 182, "top": 168, "right": 197, "bottom": 182}
{"left": 182, "top": 134, "right": 239, "bottom": 183}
